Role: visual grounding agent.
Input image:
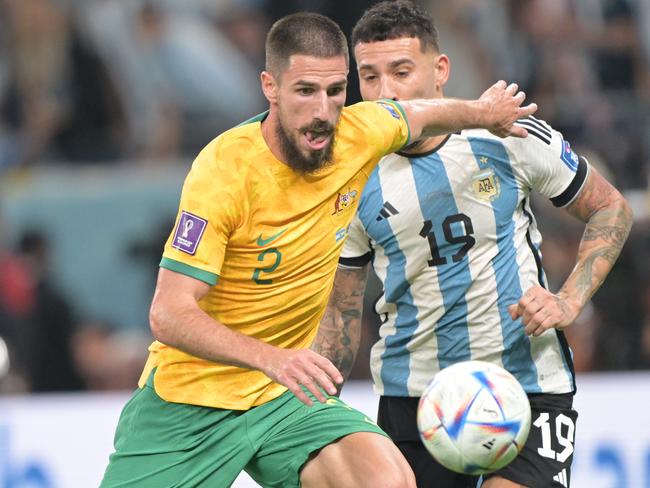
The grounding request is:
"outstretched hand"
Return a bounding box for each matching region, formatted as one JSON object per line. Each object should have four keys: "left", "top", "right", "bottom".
{"left": 508, "top": 286, "right": 581, "bottom": 337}
{"left": 479, "top": 80, "right": 538, "bottom": 138}
{"left": 262, "top": 347, "right": 343, "bottom": 406}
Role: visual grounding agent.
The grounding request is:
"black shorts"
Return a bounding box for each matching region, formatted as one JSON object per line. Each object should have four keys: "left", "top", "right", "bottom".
{"left": 378, "top": 392, "right": 578, "bottom": 488}
{"left": 378, "top": 395, "right": 479, "bottom": 488}
{"left": 486, "top": 392, "right": 578, "bottom": 487}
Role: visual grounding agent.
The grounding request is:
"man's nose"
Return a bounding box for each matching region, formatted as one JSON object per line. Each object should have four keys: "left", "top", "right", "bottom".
{"left": 312, "top": 91, "right": 330, "bottom": 119}
{"left": 378, "top": 78, "right": 398, "bottom": 101}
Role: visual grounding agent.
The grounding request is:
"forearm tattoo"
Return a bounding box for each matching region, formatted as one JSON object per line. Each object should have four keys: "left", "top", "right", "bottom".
{"left": 582, "top": 223, "right": 629, "bottom": 252}
{"left": 312, "top": 267, "right": 368, "bottom": 387}
{"left": 564, "top": 169, "right": 633, "bottom": 304}
{"left": 572, "top": 246, "right": 622, "bottom": 298}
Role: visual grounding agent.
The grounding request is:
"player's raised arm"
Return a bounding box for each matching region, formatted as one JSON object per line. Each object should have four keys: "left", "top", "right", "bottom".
{"left": 311, "top": 265, "right": 370, "bottom": 394}
{"left": 401, "top": 80, "right": 538, "bottom": 141}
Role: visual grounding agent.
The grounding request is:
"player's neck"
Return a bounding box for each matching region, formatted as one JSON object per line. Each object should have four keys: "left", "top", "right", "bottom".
{"left": 260, "top": 110, "right": 287, "bottom": 164}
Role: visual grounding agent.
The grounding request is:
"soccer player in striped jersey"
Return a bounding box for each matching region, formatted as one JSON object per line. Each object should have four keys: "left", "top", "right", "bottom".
{"left": 312, "top": 2, "right": 633, "bottom": 487}
{"left": 100, "top": 11, "right": 536, "bottom": 488}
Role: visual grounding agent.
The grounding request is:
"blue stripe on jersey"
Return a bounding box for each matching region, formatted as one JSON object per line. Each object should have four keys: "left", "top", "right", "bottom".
{"left": 356, "top": 169, "right": 419, "bottom": 395}
{"left": 410, "top": 153, "right": 472, "bottom": 370}
{"left": 467, "top": 137, "right": 540, "bottom": 391}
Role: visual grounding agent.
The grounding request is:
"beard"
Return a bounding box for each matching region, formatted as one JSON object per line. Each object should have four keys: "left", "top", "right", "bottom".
{"left": 276, "top": 118, "right": 336, "bottom": 175}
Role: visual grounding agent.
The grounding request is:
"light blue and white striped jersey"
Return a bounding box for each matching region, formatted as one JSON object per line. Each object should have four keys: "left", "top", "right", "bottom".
{"left": 340, "top": 118, "right": 589, "bottom": 397}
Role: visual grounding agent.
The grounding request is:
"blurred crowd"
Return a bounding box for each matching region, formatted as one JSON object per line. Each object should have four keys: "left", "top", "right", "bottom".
{"left": 0, "top": 0, "right": 649, "bottom": 393}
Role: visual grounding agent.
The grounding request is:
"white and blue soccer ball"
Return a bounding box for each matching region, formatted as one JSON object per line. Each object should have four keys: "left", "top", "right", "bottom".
{"left": 417, "top": 360, "right": 531, "bottom": 475}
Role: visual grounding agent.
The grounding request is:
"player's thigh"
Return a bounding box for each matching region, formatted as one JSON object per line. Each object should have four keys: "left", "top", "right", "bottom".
{"left": 301, "top": 431, "right": 415, "bottom": 488}
{"left": 245, "top": 393, "right": 413, "bottom": 488}
{"left": 100, "top": 383, "right": 253, "bottom": 488}
{"left": 485, "top": 393, "right": 577, "bottom": 487}
{"left": 378, "top": 396, "right": 479, "bottom": 488}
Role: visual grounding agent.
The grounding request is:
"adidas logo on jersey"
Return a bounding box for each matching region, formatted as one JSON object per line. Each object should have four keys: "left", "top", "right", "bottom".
{"left": 514, "top": 115, "right": 552, "bottom": 145}
{"left": 376, "top": 201, "right": 399, "bottom": 221}
{"left": 553, "top": 468, "right": 568, "bottom": 487}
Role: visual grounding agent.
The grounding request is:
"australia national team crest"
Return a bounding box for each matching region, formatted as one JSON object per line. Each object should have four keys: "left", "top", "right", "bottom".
{"left": 472, "top": 169, "right": 500, "bottom": 201}
{"left": 332, "top": 188, "right": 359, "bottom": 215}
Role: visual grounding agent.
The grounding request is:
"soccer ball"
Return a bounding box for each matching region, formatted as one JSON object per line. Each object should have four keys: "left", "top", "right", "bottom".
{"left": 417, "top": 360, "right": 531, "bottom": 475}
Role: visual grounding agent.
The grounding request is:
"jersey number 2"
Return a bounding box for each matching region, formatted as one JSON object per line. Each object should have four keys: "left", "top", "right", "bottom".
{"left": 252, "top": 248, "right": 282, "bottom": 284}
{"left": 419, "top": 213, "right": 475, "bottom": 266}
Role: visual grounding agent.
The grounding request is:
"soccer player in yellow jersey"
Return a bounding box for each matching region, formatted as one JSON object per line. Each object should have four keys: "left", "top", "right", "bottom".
{"left": 100, "top": 12, "right": 536, "bottom": 488}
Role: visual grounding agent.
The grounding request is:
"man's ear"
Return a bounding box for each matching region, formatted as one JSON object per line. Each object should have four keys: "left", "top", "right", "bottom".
{"left": 434, "top": 54, "right": 450, "bottom": 92}
{"left": 261, "top": 71, "right": 278, "bottom": 103}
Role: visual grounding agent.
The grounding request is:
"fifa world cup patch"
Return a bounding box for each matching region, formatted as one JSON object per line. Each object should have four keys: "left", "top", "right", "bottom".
{"left": 560, "top": 139, "right": 579, "bottom": 171}
{"left": 376, "top": 101, "right": 401, "bottom": 120}
{"left": 172, "top": 211, "right": 208, "bottom": 255}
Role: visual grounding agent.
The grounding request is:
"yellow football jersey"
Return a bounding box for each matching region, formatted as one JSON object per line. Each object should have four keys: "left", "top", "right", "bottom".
{"left": 139, "top": 100, "right": 410, "bottom": 409}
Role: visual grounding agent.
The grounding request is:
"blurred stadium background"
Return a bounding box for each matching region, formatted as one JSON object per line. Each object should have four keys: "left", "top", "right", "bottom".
{"left": 0, "top": 0, "right": 649, "bottom": 486}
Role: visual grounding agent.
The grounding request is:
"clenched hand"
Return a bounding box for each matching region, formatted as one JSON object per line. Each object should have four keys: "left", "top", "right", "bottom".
{"left": 262, "top": 348, "right": 343, "bottom": 406}
{"left": 508, "top": 286, "right": 581, "bottom": 337}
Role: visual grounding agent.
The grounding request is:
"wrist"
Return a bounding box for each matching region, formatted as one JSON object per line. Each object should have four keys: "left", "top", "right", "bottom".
{"left": 556, "top": 291, "right": 584, "bottom": 318}
{"left": 469, "top": 99, "right": 489, "bottom": 129}
{"left": 244, "top": 336, "right": 275, "bottom": 373}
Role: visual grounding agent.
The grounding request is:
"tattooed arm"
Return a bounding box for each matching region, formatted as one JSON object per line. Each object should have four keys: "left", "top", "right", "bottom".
{"left": 509, "top": 166, "right": 633, "bottom": 336}
{"left": 311, "top": 265, "right": 370, "bottom": 393}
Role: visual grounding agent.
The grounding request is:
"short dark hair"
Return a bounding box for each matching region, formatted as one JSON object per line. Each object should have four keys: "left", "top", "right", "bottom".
{"left": 351, "top": 1, "right": 439, "bottom": 53}
{"left": 265, "top": 12, "right": 349, "bottom": 78}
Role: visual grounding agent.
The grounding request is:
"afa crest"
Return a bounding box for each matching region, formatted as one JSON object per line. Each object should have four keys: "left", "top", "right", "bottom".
{"left": 472, "top": 169, "right": 500, "bottom": 201}
{"left": 332, "top": 188, "right": 358, "bottom": 215}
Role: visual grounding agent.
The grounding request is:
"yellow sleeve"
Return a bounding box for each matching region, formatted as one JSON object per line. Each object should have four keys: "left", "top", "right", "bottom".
{"left": 160, "top": 139, "right": 243, "bottom": 285}
{"left": 344, "top": 100, "right": 411, "bottom": 158}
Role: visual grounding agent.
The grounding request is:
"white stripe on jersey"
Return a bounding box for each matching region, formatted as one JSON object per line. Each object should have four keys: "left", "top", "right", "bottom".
{"left": 368, "top": 156, "right": 445, "bottom": 396}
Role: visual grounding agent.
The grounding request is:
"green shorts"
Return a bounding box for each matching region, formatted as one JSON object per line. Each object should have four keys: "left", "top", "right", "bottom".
{"left": 100, "top": 373, "right": 387, "bottom": 488}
